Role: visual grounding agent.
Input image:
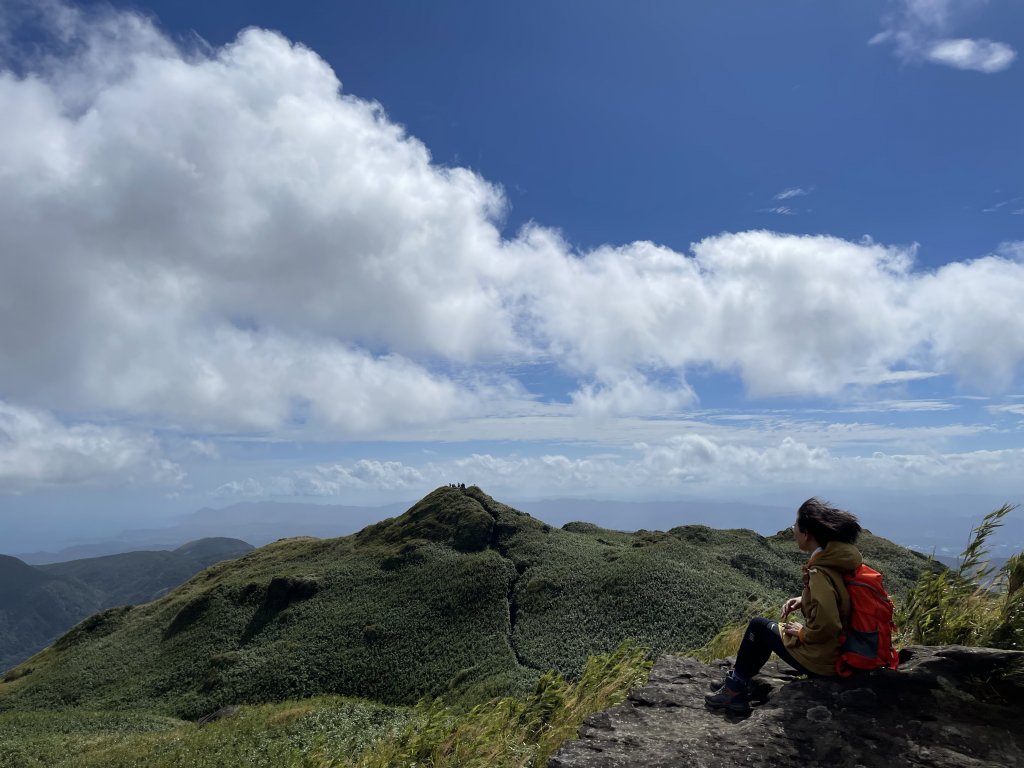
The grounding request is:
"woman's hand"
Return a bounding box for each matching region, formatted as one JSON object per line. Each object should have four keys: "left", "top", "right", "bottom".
{"left": 781, "top": 621, "right": 803, "bottom": 638}
{"left": 781, "top": 596, "right": 802, "bottom": 618}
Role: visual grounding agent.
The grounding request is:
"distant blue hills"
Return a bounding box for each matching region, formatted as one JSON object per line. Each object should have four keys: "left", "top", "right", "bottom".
{"left": 11, "top": 495, "right": 1021, "bottom": 565}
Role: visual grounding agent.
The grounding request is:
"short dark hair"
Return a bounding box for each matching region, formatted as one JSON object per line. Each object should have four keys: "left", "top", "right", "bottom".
{"left": 796, "top": 498, "right": 861, "bottom": 545}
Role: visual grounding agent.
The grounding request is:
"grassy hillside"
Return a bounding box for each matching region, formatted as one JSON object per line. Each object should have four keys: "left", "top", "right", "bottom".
{"left": 0, "top": 486, "right": 929, "bottom": 721}
{"left": 1, "top": 539, "right": 253, "bottom": 674}
{"left": 39, "top": 538, "right": 253, "bottom": 606}
{"left": 173, "top": 538, "right": 256, "bottom": 569}
{"left": 40, "top": 551, "right": 217, "bottom": 608}
{"left": 0, "top": 642, "right": 652, "bottom": 768}
{"left": 0, "top": 556, "right": 103, "bottom": 674}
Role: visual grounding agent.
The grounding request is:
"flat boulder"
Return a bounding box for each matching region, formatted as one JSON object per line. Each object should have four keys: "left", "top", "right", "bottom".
{"left": 550, "top": 645, "right": 1024, "bottom": 768}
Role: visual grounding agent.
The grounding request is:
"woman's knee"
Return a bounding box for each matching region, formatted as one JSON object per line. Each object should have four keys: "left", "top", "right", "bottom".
{"left": 746, "top": 617, "right": 777, "bottom": 636}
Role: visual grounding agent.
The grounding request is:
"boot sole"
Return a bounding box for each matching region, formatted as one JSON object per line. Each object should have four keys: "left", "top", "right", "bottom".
{"left": 703, "top": 697, "right": 751, "bottom": 714}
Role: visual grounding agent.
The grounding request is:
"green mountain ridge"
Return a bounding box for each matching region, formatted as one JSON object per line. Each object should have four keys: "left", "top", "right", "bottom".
{"left": 0, "top": 538, "right": 253, "bottom": 674}
{"left": 0, "top": 486, "right": 930, "bottom": 721}
{"left": 0, "top": 556, "right": 104, "bottom": 678}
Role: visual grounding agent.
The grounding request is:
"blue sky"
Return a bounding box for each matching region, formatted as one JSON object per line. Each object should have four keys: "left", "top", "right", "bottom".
{"left": 1, "top": 1, "right": 1023, "bottom": 551}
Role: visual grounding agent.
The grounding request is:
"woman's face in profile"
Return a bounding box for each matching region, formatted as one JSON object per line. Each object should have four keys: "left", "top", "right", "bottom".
{"left": 792, "top": 521, "right": 811, "bottom": 551}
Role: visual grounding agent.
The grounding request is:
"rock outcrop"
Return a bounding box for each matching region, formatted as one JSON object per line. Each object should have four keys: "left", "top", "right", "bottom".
{"left": 550, "top": 646, "right": 1024, "bottom": 768}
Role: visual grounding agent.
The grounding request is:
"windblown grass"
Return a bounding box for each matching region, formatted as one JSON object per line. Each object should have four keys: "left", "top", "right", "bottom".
{"left": 328, "top": 640, "right": 652, "bottom": 768}
{"left": 683, "top": 600, "right": 778, "bottom": 664}
{"left": 900, "top": 504, "right": 1024, "bottom": 650}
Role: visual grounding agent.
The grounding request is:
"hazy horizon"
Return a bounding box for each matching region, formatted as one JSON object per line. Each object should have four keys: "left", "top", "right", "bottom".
{"left": 6, "top": 490, "right": 1021, "bottom": 564}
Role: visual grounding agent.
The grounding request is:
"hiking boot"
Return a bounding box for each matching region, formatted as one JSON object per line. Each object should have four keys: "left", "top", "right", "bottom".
{"left": 707, "top": 669, "right": 740, "bottom": 693}
{"left": 704, "top": 676, "right": 751, "bottom": 713}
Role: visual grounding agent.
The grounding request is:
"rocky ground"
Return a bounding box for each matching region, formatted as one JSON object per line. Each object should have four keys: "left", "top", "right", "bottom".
{"left": 550, "top": 646, "right": 1024, "bottom": 768}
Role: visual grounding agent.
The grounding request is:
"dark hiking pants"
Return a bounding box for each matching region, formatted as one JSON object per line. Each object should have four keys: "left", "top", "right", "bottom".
{"left": 733, "top": 616, "right": 814, "bottom": 683}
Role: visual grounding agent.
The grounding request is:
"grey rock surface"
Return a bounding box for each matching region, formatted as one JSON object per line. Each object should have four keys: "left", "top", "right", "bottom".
{"left": 550, "top": 645, "right": 1024, "bottom": 768}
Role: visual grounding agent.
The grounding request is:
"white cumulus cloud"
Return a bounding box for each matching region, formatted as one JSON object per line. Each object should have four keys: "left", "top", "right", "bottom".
{"left": 214, "top": 460, "right": 426, "bottom": 498}
{"left": 210, "top": 435, "right": 1024, "bottom": 500}
{"left": 997, "top": 241, "right": 1024, "bottom": 260}
{"left": 1, "top": 1, "right": 1024, "bottom": 472}
{"left": 912, "top": 255, "right": 1024, "bottom": 390}
{"left": 927, "top": 38, "right": 1017, "bottom": 72}
{"left": 0, "top": 401, "right": 183, "bottom": 492}
{"left": 0, "top": 6, "right": 524, "bottom": 435}
{"left": 872, "top": 0, "right": 1016, "bottom": 72}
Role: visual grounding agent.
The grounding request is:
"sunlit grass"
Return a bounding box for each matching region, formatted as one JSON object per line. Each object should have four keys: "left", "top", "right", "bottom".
{"left": 681, "top": 599, "right": 779, "bottom": 664}
{"left": 327, "top": 640, "right": 652, "bottom": 768}
{"left": 0, "top": 698, "right": 407, "bottom": 768}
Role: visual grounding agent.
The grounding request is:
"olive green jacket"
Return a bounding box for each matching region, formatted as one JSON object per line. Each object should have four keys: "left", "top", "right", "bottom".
{"left": 780, "top": 541, "right": 862, "bottom": 676}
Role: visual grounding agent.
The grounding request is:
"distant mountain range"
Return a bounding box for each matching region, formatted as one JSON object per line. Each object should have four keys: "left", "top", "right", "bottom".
{"left": 0, "top": 538, "right": 253, "bottom": 673}
{"left": 515, "top": 496, "right": 1024, "bottom": 560}
{"left": 12, "top": 495, "right": 1021, "bottom": 567}
{"left": 0, "top": 486, "right": 929, "bottom": 719}
{"left": 13, "top": 501, "right": 407, "bottom": 564}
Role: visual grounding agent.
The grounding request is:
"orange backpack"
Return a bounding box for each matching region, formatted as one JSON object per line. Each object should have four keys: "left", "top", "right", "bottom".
{"left": 833, "top": 563, "right": 900, "bottom": 676}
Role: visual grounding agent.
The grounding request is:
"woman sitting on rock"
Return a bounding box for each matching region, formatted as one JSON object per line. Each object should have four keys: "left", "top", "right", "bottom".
{"left": 704, "top": 497, "right": 863, "bottom": 713}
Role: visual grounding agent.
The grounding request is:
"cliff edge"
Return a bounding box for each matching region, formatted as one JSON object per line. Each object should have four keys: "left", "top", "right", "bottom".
{"left": 550, "top": 645, "right": 1024, "bottom": 768}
